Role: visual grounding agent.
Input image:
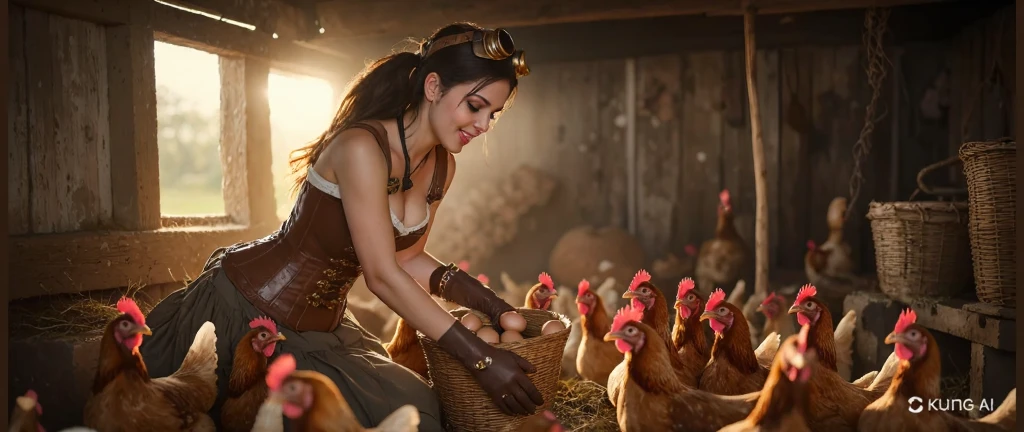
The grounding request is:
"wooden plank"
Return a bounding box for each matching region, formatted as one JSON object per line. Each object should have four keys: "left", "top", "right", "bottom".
{"left": 676, "top": 52, "right": 724, "bottom": 250}
{"left": 48, "top": 15, "right": 112, "bottom": 232}
{"left": 9, "top": 5, "right": 31, "bottom": 235}
{"left": 721, "top": 50, "right": 754, "bottom": 251}
{"left": 242, "top": 58, "right": 279, "bottom": 229}
{"left": 24, "top": 9, "right": 57, "bottom": 233}
{"left": 635, "top": 54, "right": 682, "bottom": 258}
{"left": 310, "top": 0, "right": 954, "bottom": 42}
{"left": 777, "top": 48, "right": 813, "bottom": 269}
{"left": 980, "top": 10, "right": 1013, "bottom": 140}
{"left": 8, "top": 226, "right": 263, "bottom": 299}
{"left": 10, "top": 0, "right": 131, "bottom": 25}
{"left": 171, "top": 0, "right": 312, "bottom": 41}
{"left": 106, "top": 4, "right": 162, "bottom": 230}
{"left": 553, "top": 62, "right": 603, "bottom": 226}
{"left": 596, "top": 59, "right": 629, "bottom": 229}
{"left": 901, "top": 42, "right": 956, "bottom": 199}
{"left": 806, "top": 46, "right": 865, "bottom": 270}
{"left": 759, "top": 50, "right": 782, "bottom": 270}
{"left": 150, "top": 3, "right": 352, "bottom": 83}
{"left": 219, "top": 56, "right": 251, "bottom": 225}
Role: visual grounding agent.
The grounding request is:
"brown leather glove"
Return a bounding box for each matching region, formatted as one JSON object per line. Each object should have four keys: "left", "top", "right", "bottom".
{"left": 436, "top": 321, "right": 545, "bottom": 415}
{"left": 430, "top": 263, "right": 516, "bottom": 329}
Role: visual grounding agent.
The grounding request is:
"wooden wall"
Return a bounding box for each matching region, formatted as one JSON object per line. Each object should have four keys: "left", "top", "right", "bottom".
{"left": 429, "top": 6, "right": 1016, "bottom": 282}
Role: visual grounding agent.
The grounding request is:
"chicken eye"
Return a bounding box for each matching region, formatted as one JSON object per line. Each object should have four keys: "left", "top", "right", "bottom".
{"left": 718, "top": 307, "right": 728, "bottom": 314}
{"left": 119, "top": 320, "right": 131, "bottom": 329}
{"left": 805, "top": 301, "right": 816, "bottom": 309}
{"left": 625, "top": 327, "right": 637, "bottom": 335}
{"left": 686, "top": 294, "right": 696, "bottom": 302}
{"left": 908, "top": 330, "right": 920, "bottom": 339}
{"left": 259, "top": 332, "right": 268, "bottom": 340}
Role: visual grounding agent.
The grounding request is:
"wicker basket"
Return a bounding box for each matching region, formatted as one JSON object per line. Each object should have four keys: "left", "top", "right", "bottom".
{"left": 867, "top": 157, "right": 974, "bottom": 299}
{"left": 418, "top": 308, "right": 571, "bottom": 432}
{"left": 960, "top": 138, "right": 1017, "bottom": 307}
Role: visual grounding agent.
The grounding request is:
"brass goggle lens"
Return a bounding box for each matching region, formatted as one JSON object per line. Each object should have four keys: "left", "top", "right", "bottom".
{"left": 424, "top": 28, "right": 529, "bottom": 78}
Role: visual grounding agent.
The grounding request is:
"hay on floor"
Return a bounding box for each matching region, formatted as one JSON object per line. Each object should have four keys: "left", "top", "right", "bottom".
{"left": 550, "top": 379, "right": 618, "bottom": 431}
{"left": 9, "top": 287, "right": 156, "bottom": 341}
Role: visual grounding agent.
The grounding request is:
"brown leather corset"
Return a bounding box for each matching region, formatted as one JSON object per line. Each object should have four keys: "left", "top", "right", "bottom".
{"left": 219, "top": 121, "right": 449, "bottom": 333}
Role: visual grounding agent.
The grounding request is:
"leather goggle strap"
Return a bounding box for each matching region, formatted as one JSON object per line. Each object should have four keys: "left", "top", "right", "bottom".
{"left": 423, "top": 31, "right": 476, "bottom": 58}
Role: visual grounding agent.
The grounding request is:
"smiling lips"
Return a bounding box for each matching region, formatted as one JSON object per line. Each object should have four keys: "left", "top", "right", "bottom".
{"left": 459, "top": 130, "right": 476, "bottom": 145}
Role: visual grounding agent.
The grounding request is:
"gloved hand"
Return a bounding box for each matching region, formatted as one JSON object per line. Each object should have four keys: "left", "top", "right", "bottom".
{"left": 430, "top": 263, "right": 516, "bottom": 329}
{"left": 436, "top": 321, "right": 545, "bottom": 415}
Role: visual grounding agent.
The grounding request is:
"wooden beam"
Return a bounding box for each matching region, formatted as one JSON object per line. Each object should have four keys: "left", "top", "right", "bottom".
{"left": 149, "top": 1, "right": 352, "bottom": 82}
{"left": 308, "top": 0, "right": 956, "bottom": 41}
{"left": 8, "top": 226, "right": 265, "bottom": 300}
{"left": 10, "top": 0, "right": 131, "bottom": 25}
{"left": 323, "top": 1, "right": 1005, "bottom": 67}
{"left": 219, "top": 56, "right": 278, "bottom": 228}
{"left": 160, "top": 0, "right": 317, "bottom": 40}
{"left": 107, "top": 0, "right": 162, "bottom": 230}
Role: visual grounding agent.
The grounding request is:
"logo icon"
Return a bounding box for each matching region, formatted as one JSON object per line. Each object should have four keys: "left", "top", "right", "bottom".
{"left": 908, "top": 396, "right": 924, "bottom": 413}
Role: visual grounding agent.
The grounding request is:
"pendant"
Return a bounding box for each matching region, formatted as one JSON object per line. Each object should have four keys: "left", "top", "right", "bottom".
{"left": 387, "top": 177, "right": 401, "bottom": 195}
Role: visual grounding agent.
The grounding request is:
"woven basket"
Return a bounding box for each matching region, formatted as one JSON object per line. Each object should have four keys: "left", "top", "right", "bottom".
{"left": 867, "top": 201, "right": 973, "bottom": 298}
{"left": 418, "top": 308, "right": 571, "bottom": 432}
{"left": 960, "top": 138, "right": 1017, "bottom": 307}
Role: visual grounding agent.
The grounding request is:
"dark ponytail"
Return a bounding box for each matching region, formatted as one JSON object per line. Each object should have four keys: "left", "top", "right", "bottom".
{"left": 289, "top": 22, "right": 520, "bottom": 192}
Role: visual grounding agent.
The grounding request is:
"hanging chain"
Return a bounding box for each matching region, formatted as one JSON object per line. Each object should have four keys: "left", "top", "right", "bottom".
{"left": 847, "top": 7, "right": 892, "bottom": 219}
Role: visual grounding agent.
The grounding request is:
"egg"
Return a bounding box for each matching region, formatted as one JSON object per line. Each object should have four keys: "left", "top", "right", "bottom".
{"left": 499, "top": 312, "right": 528, "bottom": 333}
{"left": 541, "top": 320, "right": 565, "bottom": 335}
{"left": 476, "top": 327, "right": 500, "bottom": 344}
{"left": 500, "top": 330, "right": 524, "bottom": 343}
{"left": 460, "top": 313, "right": 483, "bottom": 332}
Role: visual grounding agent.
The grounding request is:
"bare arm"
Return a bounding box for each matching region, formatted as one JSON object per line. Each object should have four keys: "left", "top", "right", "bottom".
{"left": 319, "top": 129, "right": 455, "bottom": 342}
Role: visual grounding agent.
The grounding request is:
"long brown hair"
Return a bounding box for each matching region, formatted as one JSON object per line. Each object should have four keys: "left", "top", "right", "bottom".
{"left": 288, "top": 22, "right": 520, "bottom": 192}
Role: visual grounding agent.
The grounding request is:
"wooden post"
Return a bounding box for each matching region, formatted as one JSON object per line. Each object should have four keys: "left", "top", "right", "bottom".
{"left": 744, "top": 3, "right": 770, "bottom": 296}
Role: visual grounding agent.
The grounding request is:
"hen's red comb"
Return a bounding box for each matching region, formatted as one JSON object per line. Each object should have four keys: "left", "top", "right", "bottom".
{"left": 538, "top": 272, "right": 554, "bottom": 289}
{"left": 676, "top": 278, "right": 696, "bottom": 299}
{"left": 611, "top": 304, "right": 645, "bottom": 333}
{"left": 457, "top": 260, "right": 470, "bottom": 271}
{"left": 266, "top": 353, "right": 296, "bottom": 391}
{"left": 116, "top": 297, "right": 145, "bottom": 326}
{"left": 795, "top": 284, "right": 817, "bottom": 305}
{"left": 684, "top": 244, "right": 698, "bottom": 256}
{"left": 806, "top": 240, "right": 817, "bottom": 250}
{"left": 249, "top": 316, "right": 278, "bottom": 334}
{"left": 628, "top": 269, "right": 651, "bottom": 292}
{"left": 577, "top": 279, "right": 591, "bottom": 296}
{"left": 705, "top": 288, "right": 727, "bottom": 311}
{"left": 894, "top": 308, "right": 918, "bottom": 334}
{"left": 761, "top": 292, "right": 779, "bottom": 306}
{"left": 796, "top": 324, "right": 811, "bottom": 353}
{"left": 25, "top": 390, "right": 41, "bottom": 415}
{"left": 720, "top": 190, "right": 731, "bottom": 206}
{"left": 477, "top": 274, "right": 490, "bottom": 285}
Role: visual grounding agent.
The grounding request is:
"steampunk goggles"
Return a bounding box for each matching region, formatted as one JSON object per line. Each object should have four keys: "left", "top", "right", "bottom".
{"left": 422, "top": 28, "right": 529, "bottom": 78}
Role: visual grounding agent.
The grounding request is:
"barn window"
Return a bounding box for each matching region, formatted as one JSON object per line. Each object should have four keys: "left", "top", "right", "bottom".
{"left": 153, "top": 40, "right": 226, "bottom": 218}
{"left": 267, "top": 70, "right": 336, "bottom": 221}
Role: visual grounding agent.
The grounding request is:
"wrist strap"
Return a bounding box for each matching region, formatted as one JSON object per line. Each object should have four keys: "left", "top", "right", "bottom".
{"left": 429, "top": 262, "right": 459, "bottom": 298}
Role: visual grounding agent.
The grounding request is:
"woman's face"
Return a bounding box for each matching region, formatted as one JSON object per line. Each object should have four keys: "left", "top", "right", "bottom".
{"left": 426, "top": 76, "right": 512, "bottom": 154}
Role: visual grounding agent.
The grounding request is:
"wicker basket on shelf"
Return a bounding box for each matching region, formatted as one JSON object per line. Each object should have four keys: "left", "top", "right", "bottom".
{"left": 959, "top": 138, "right": 1017, "bottom": 308}
{"left": 866, "top": 156, "right": 973, "bottom": 299}
{"left": 418, "top": 307, "right": 571, "bottom": 432}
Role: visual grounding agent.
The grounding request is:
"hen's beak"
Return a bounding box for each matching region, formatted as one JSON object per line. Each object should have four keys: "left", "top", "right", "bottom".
{"left": 137, "top": 325, "right": 153, "bottom": 336}
{"left": 603, "top": 331, "right": 625, "bottom": 342}
{"left": 276, "top": 332, "right": 287, "bottom": 341}
{"left": 756, "top": 304, "right": 765, "bottom": 313}
{"left": 787, "top": 304, "right": 803, "bottom": 315}
{"left": 674, "top": 299, "right": 684, "bottom": 309}
{"left": 621, "top": 291, "right": 636, "bottom": 299}
{"left": 884, "top": 332, "right": 908, "bottom": 345}
{"left": 699, "top": 311, "right": 717, "bottom": 322}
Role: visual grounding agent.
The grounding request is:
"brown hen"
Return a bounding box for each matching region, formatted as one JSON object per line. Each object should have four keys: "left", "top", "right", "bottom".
{"left": 695, "top": 189, "right": 750, "bottom": 296}
{"left": 699, "top": 288, "right": 780, "bottom": 395}
{"left": 221, "top": 316, "right": 287, "bottom": 432}
{"left": 574, "top": 278, "right": 622, "bottom": 386}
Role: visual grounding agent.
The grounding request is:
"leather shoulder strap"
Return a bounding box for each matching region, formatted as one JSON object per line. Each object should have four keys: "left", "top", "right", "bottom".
{"left": 426, "top": 146, "right": 450, "bottom": 203}
{"left": 345, "top": 120, "right": 400, "bottom": 194}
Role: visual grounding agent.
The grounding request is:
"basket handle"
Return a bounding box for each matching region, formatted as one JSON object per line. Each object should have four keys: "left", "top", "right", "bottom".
{"left": 914, "top": 156, "right": 967, "bottom": 198}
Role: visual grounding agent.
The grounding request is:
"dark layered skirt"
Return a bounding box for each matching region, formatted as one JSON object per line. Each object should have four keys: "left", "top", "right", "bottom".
{"left": 137, "top": 253, "right": 444, "bottom": 431}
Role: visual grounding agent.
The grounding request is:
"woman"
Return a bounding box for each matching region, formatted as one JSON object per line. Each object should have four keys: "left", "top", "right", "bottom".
{"left": 139, "top": 22, "right": 541, "bottom": 431}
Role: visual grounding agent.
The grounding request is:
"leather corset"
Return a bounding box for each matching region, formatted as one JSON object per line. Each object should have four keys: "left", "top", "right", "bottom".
{"left": 219, "top": 121, "right": 449, "bottom": 333}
